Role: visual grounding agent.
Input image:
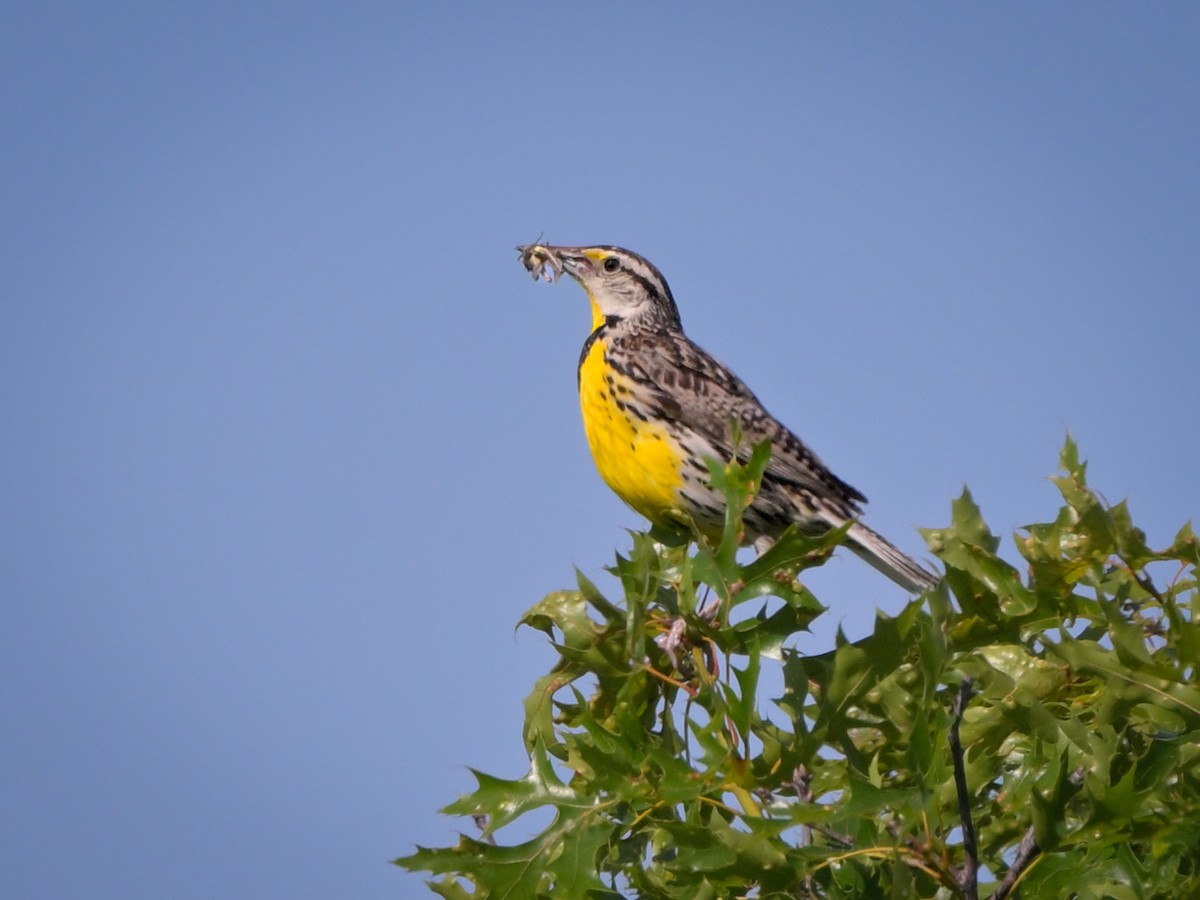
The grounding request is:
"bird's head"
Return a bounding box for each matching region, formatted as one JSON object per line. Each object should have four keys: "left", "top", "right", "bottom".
{"left": 518, "top": 243, "right": 682, "bottom": 331}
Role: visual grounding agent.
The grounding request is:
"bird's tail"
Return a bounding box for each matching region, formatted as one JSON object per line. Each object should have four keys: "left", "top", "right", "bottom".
{"left": 845, "top": 521, "right": 939, "bottom": 594}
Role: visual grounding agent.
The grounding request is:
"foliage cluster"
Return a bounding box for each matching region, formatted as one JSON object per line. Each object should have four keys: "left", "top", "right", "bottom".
{"left": 398, "top": 440, "right": 1200, "bottom": 898}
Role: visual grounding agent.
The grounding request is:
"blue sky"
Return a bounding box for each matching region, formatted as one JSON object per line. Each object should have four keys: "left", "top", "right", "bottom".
{"left": 3, "top": 4, "right": 1198, "bottom": 897}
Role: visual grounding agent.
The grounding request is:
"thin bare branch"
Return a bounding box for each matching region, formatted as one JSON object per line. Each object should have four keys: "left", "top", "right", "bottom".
{"left": 992, "top": 825, "right": 1039, "bottom": 900}
{"left": 949, "top": 680, "right": 979, "bottom": 900}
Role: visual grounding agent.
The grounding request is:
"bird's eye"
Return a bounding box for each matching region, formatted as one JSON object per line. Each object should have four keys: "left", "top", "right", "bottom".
{"left": 603, "top": 257, "right": 621, "bottom": 273}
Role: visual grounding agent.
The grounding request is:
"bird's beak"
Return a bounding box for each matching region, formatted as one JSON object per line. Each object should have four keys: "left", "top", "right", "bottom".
{"left": 554, "top": 248, "right": 593, "bottom": 278}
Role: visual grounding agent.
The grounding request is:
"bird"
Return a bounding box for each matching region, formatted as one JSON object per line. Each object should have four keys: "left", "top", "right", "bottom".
{"left": 516, "top": 242, "right": 938, "bottom": 594}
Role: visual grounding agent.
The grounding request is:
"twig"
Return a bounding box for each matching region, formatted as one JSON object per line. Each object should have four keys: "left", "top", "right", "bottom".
{"left": 792, "top": 766, "right": 814, "bottom": 848}
{"left": 1126, "top": 559, "right": 1164, "bottom": 604}
{"left": 992, "top": 825, "right": 1039, "bottom": 899}
{"left": 949, "top": 680, "right": 979, "bottom": 900}
{"left": 791, "top": 766, "right": 853, "bottom": 848}
{"left": 471, "top": 814, "right": 497, "bottom": 846}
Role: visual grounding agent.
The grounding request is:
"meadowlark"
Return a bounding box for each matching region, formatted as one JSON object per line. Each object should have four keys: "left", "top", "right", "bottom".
{"left": 517, "top": 243, "right": 937, "bottom": 593}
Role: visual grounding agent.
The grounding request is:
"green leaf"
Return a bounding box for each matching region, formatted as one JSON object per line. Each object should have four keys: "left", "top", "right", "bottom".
{"left": 702, "top": 437, "right": 771, "bottom": 570}
{"left": 442, "top": 739, "right": 575, "bottom": 832}
{"left": 1059, "top": 433, "right": 1084, "bottom": 480}
{"left": 924, "top": 488, "right": 1041, "bottom": 620}
{"left": 407, "top": 440, "right": 1200, "bottom": 898}
{"left": 728, "top": 647, "right": 760, "bottom": 747}
{"left": 522, "top": 671, "right": 567, "bottom": 752}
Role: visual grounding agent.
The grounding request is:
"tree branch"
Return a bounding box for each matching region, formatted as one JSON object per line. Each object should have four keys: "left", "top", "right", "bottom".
{"left": 790, "top": 766, "right": 853, "bottom": 848}
{"left": 949, "top": 679, "right": 979, "bottom": 900}
{"left": 992, "top": 825, "right": 1039, "bottom": 899}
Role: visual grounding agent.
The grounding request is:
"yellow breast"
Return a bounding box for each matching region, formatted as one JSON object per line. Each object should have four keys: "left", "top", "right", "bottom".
{"left": 578, "top": 335, "right": 684, "bottom": 525}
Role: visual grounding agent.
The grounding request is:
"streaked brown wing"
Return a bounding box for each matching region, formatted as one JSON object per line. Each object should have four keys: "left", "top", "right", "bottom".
{"left": 615, "top": 329, "right": 867, "bottom": 513}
